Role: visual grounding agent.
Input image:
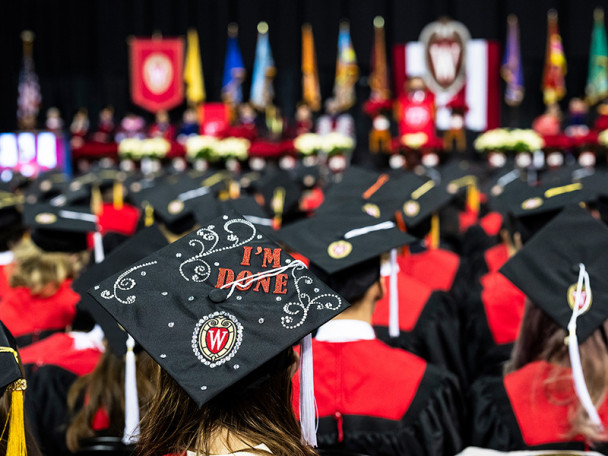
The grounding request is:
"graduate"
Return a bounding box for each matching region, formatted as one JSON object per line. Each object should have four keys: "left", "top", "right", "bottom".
{"left": 469, "top": 205, "right": 608, "bottom": 452}
{"left": 279, "top": 211, "right": 464, "bottom": 456}
{"left": 86, "top": 212, "right": 349, "bottom": 456}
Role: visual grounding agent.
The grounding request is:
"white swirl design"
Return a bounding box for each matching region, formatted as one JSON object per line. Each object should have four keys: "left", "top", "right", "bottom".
{"left": 100, "top": 261, "right": 158, "bottom": 304}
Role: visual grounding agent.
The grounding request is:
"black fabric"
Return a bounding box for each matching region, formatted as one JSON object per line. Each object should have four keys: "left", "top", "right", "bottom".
{"left": 310, "top": 256, "right": 380, "bottom": 304}
{"left": 317, "top": 366, "right": 464, "bottom": 456}
{"left": 374, "top": 291, "right": 467, "bottom": 386}
{"left": 0, "top": 320, "right": 22, "bottom": 396}
{"left": 24, "top": 364, "right": 78, "bottom": 456}
{"left": 15, "top": 328, "right": 62, "bottom": 349}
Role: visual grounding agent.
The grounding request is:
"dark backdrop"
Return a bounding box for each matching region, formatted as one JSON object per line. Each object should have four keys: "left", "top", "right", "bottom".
{"left": 0, "top": 0, "right": 604, "bottom": 134}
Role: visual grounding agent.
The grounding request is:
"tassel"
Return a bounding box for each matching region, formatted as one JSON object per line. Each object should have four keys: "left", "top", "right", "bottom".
{"left": 122, "top": 335, "right": 140, "bottom": 444}
{"left": 271, "top": 187, "right": 285, "bottom": 230}
{"left": 466, "top": 181, "right": 480, "bottom": 215}
{"left": 93, "top": 232, "right": 105, "bottom": 264}
{"left": 144, "top": 204, "right": 154, "bottom": 227}
{"left": 6, "top": 380, "right": 27, "bottom": 456}
{"left": 113, "top": 181, "right": 124, "bottom": 210}
{"left": 429, "top": 213, "right": 440, "bottom": 249}
{"left": 388, "top": 248, "right": 400, "bottom": 338}
{"left": 299, "top": 334, "right": 317, "bottom": 447}
{"left": 91, "top": 185, "right": 103, "bottom": 216}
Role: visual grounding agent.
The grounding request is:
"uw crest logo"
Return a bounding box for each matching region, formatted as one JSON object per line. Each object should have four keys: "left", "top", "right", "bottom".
{"left": 327, "top": 240, "right": 352, "bottom": 259}
{"left": 362, "top": 203, "right": 381, "bottom": 219}
{"left": 403, "top": 200, "right": 420, "bottom": 217}
{"left": 192, "top": 312, "right": 243, "bottom": 367}
{"left": 143, "top": 53, "right": 173, "bottom": 95}
{"left": 567, "top": 283, "right": 592, "bottom": 313}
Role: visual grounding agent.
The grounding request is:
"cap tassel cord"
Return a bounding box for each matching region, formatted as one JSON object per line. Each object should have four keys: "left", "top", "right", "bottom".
{"left": 6, "top": 380, "right": 27, "bottom": 456}
{"left": 113, "top": 181, "right": 124, "bottom": 210}
{"left": 567, "top": 264, "right": 603, "bottom": 428}
{"left": 388, "top": 248, "right": 400, "bottom": 338}
{"left": 299, "top": 334, "right": 317, "bottom": 447}
{"left": 429, "top": 213, "right": 440, "bottom": 250}
{"left": 343, "top": 221, "right": 395, "bottom": 240}
{"left": 93, "top": 232, "right": 105, "bottom": 264}
{"left": 122, "top": 335, "right": 140, "bottom": 444}
{"left": 221, "top": 260, "right": 307, "bottom": 299}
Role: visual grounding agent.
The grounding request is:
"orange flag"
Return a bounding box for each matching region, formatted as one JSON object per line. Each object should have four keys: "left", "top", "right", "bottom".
{"left": 301, "top": 24, "right": 321, "bottom": 111}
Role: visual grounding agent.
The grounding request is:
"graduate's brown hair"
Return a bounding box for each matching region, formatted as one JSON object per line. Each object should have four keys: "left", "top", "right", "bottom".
{"left": 507, "top": 299, "right": 608, "bottom": 444}
{"left": 137, "top": 348, "right": 317, "bottom": 456}
{"left": 65, "top": 349, "right": 156, "bottom": 452}
{"left": 9, "top": 237, "right": 89, "bottom": 297}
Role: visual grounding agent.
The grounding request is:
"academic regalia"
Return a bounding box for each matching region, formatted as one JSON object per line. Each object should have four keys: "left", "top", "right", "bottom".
{"left": 463, "top": 271, "right": 526, "bottom": 380}
{"left": 469, "top": 242, "right": 510, "bottom": 282}
{"left": 468, "top": 362, "right": 608, "bottom": 453}
{"left": 293, "top": 322, "right": 464, "bottom": 456}
{"left": 0, "top": 280, "right": 80, "bottom": 347}
{"left": 372, "top": 269, "right": 467, "bottom": 385}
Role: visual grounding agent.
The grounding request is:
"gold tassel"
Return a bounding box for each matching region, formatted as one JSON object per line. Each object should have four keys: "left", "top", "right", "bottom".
{"left": 429, "top": 213, "right": 440, "bottom": 250}
{"left": 6, "top": 380, "right": 27, "bottom": 456}
{"left": 144, "top": 204, "right": 154, "bottom": 227}
{"left": 466, "top": 181, "right": 480, "bottom": 215}
{"left": 271, "top": 187, "right": 285, "bottom": 230}
{"left": 91, "top": 185, "right": 103, "bottom": 216}
{"left": 113, "top": 181, "right": 124, "bottom": 210}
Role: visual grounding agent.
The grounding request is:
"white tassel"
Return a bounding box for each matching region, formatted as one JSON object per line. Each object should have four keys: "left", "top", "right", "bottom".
{"left": 299, "top": 334, "right": 317, "bottom": 447}
{"left": 388, "top": 248, "right": 400, "bottom": 338}
{"left": 93, "top": 231, "right": 105, "bottom": 264}
{"left": 122, "top": 335, "right": 140, "bottom": 444}
{"left": 567, "top": 264, "right": 603, "bottom": 428}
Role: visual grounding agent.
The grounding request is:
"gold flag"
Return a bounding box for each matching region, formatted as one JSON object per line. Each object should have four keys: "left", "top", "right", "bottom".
{"left": 301, "top": 24, "right": 321, "bottom": 111}
{"left": 184, "top": 29, "right": 205, "bottom": 105}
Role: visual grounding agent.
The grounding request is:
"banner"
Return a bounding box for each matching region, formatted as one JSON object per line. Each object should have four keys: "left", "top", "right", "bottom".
{"left": 501, "top": 15, "right": 524, "bottom": 107}
{"left": 222, "top": 27, "right": 246, "bottom": 105}
{"left": 333, "top": 21, "right": 359, "bottom": 110}
{"left": 301, "top": 24, "right": 321, "bottom": 111}
{"left": 586, "top": 8, "right": 608, "bottom": 105}
{"left": 369, "top": 16, "right": 390, "bottom": 100}
{"left": 184, "top": 29, "right": 205, "bottom": 105}
{"left": 250, "top": 22, "right": 276, "bottom": 110}
{"left": 542, "top": 10, "right": 567, "bottom": 106}
{"left": 130, "top": 38, "right": 184, "bottom": 112}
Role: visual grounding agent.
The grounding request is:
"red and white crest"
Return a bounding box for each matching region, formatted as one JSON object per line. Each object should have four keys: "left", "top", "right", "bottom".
{"left": 193, "top": 312, "right": 243, "bottom": 368}
{"left": 419, "top": 19, "right": 470, "bottom": 96}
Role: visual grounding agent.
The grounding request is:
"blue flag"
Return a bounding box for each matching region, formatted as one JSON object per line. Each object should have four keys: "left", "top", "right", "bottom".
{"left": 250, "top": 23, "right": 276, "bottom": 109}
{"left": 501, "top": 15, "right": 524, "bottom": 107}
{"left": 222, "top": 29, "right": 246, "bottom": 105}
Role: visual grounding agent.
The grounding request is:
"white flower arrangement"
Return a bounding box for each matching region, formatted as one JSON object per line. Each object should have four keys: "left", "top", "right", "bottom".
{"left": 118, "top": 138, "right": 170, "bottom": 160}
{"left": 213, "top": 137, "right": 250, "bottom": 161}
{"left": 474, "top": 128, "right": 544, "bottom": 153}
{"left": 321, "top": 132, "right": 355, "bottom": 157}
{"left": 185, "top": 135, "right": 219, "bottom": 161}
{"left": 294, "top": 133, "right": 323, "bottom": 156}
{"left": 599, "top": 130, "right": 608, "bottom": 147}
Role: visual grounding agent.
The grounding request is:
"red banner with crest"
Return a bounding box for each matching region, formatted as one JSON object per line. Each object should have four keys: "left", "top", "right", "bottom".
{"left": 130, "top": 38, "right": 184, "bottom": 112}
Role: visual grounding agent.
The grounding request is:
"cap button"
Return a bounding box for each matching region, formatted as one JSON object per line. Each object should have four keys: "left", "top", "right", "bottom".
{"left": 208, "top": 289, "right": 228, "bottom": 303}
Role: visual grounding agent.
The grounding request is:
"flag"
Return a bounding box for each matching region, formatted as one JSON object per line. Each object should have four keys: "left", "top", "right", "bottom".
{"left": 221, "top": 25, "right": 246, "bottom": 105}
{"left": 542, "top": 10, "right": 567, "bottom": 106}
{"left": 586, "top": 9, "right": 608, "bottom": 105}
{"left": 129, "top": 38, "right": 185, "bottom": 112}
{"left": 333, "top": 21, "right": 359, "bottom": 110}
{"left": 184, "top": 29, "right": 205, "bottom": 105}
{"left": 301, "top": 24, "right": 321, "bottom": 111}
{"left": 17, "top": 31, "right": 41, "bottom": 129}
{"left": 250, "top": 22, "right": 276, "bottom": 110}
{"left": 501, "top": 15, "right": 524, "bottom": 106}
{"left": 369, "top": 16, "right": 390, "bottom": 100}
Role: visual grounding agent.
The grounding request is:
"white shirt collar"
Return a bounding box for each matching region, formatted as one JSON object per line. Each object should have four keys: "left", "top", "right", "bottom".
{"left": 0, "top": 251, "right": 14, "bottom": 266}
{"left": 315, "top": 319, "right": 376, "bottom": 343}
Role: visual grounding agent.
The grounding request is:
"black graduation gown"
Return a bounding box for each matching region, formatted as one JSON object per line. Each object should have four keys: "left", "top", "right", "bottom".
{"left": 468, "top": 362, "right": 608, "bottom": 454}
{"left": 294, "top": 338, "right": 464, "bottom": 456}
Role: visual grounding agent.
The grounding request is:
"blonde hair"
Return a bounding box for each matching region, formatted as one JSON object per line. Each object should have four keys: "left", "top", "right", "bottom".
{"left": 507, "top": 300, "right": 608, "bottom": 444}
{"left": 9, "top": 238, "right": 89, "bottom": 297}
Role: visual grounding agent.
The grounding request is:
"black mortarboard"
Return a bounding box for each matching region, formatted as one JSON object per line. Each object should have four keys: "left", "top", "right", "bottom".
{"left": 0, "top": 320, "right": 22, "bottom": 397}
{"left": 24, "top": 171, "right": 67, "bottom": 204}
{"left": 216, "top": 197, "right": 273, "bottom": 229}
{"left": 24, "top": 203, "right": 97, "bottom": 252}
{"left": 504, "top": 181, "right": 586, "bottom": 219}
{"left": 252, "top": 168, "right": 301, "bottom": 219}
{"left": 0, "top": 192, "right": 24, "bottom": 251}
{"left": 88, "top": 212, "right": 349, "bottom": 407}
{"left": 73, "top": 226, "right": 169, "bottom": 355}
{"left": 500, "top": 205, "right": 608, "bottom": 342}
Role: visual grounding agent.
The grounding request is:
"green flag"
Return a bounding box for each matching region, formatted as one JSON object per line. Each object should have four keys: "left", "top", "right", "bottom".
{"left": 586, "top": 8, "right": 608, "bottom": 105}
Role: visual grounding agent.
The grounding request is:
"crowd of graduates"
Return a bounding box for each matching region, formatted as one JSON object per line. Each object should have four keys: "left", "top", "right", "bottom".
{"left": 2, "top": 140, "right": 608, "bottom": 456}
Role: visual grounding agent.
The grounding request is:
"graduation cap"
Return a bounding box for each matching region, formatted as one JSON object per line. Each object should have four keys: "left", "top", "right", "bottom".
{"left": 278, "top": 211, "right": 417, "bottom": 302}
{"left": 24, "top": 171, "right": 68, "bottom": 204}
{"left": 0, "top": 320, "right": 28, "bottom": 454}
{"left": 215, "top": 196, "right": 273, "bottom": 229}
{"left": 500, "top": 205, "right": 608, "bottom": 427}
{"left": 72, "top": 226, "right": 169, "bottom": 355}
{"left": 0, "top": 192, "right": 24, "bottom": 251}
{"left": 24, "top": 203, "right": 98, "bottom": 252}
{"left": 251, "top": 168, "right": 301, "bottom": 227}
{"left": 87, "top": 212, "right": 348, "bottom": 444}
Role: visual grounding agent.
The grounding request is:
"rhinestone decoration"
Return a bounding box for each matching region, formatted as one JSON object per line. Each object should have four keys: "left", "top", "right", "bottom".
{"left": 176, "top": 253, "right": 182, "bottom": 258}
{"left": 236, "top": 296, "right": 242, "bottom": 300}
{"left": 233, "top": 364, "right": 240, "bottom": 369}
{"left": 140, "top": 271, "right": 146, "bottom": 276}
{"left": 200, "top": 386, "right": 207, "bottom": 390}
{"left": 276, "top": 296, "right": 282, "bottom": 301}
{"left": 188, "top": 296, "right": 194, "bottom": 301}
{"left": 258, "top": 318, "right": 264, "bottom": 324}
{"left": 160, "top": 354, "right": 167, "bottom": 358}
{"left": 94, "top": 285, "right": 100, "bottom": 290}
{"left": 168, "top": 322, "right": 175, "bottom": 328}
{"left": 161, "top": 291, "right": 168, "bottom": 296}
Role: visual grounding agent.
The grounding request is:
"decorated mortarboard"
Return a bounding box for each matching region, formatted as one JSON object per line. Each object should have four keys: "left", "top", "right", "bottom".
{"left": 87, "top": 212, "right": 349, "bottom": 409}
{"left": 216, "top": 196, "right": 273, "bottom": 229}
{"left": 24, "top": 171, "right": 68, "bottom": 204}
{"left": 277, "top": 211, "right": 417, "bottom": 276}
{"left": 321, "top": 166, "right": 381, "bottom": 203}
{"left": 398, "top": 176, "right": 454, "bottom": 228}
{"left": 252, "top": 168, "right": 301, "bottom": 219}
{"left": 439, "top": 159, "right": 486, "bottom": 194}
{"left": 73, "top": 226, "right": 169, "bottom": 355}
{"left": 505, "top": 181, "right": 586, "bottom": 219}
{"left": 500, "top": 205, "right": 608, "bottom": 427}
{"left": 0, "top": 320, "right": 28, "bottom": 454}
{"left": 24, "top": 203, "right": 98, "bottom": 252}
